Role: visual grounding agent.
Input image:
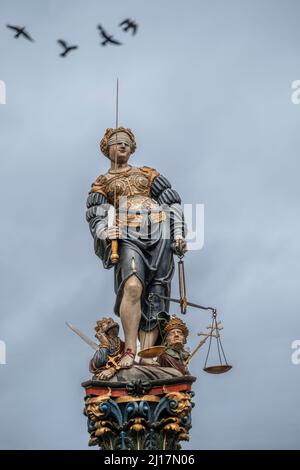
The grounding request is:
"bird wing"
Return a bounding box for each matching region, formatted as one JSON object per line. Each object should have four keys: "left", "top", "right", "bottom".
{"left": 6, "top": 24, "right": 21, "bottom": 32}
{"left": 57, "top": 39, "right": 68, "bottom": 49}
{"left": 132, "top": 23, "right": 138, "bottom": 35}
{"left": 22, "top": 30, "right": 34, "bottom": 41}
{"left": 108, "top": 36, "right": 122, "bottom": 45}
{"left": 101, "top": 31, "right": 111, "bottom": 41}
{"left": 69, "top": 45, "right": 78, "bottom": 51}
{"left": 97, "top": 24, "right": 107, "bottom": 36}
{"left": 119, "top": 19, "right": 130, "bottom": 26}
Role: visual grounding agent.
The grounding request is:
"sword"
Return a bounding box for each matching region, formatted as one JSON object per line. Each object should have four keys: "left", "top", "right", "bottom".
{"left": 110, "top": 78, "right": 120, "bottom": 264}
{"left": 178, "top": 255, "right": 187, "bottom": 314}
{"left": 65, "top": 321, "right": 99, "bottom": 351}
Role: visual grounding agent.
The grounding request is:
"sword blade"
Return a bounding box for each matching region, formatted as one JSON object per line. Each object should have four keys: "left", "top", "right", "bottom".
{"left": 65, "top": 321, "right": 99, "bottom": 350}
{"left": 178, "top": 258, "right": 187, "bottom": 314}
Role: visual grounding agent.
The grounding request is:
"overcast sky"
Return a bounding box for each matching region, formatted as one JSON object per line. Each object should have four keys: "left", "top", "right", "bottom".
{"left": 0, "top": 0, "right": 300, "bottom": 450}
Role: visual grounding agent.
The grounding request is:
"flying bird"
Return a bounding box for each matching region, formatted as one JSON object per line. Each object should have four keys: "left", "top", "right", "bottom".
{"left": 119, "top": 18, "right": 138, "bottom": 35}
{"left": 57, "top": 39, "right": 79, "bottom": 57}
{"left": 97, "top": 25, "right": 122, "bottom": 46}
{"left": 6, "top": 24, "right": 34, "bottom": 41}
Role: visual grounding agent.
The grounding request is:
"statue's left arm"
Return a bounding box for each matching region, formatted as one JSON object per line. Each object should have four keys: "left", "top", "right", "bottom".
{"left": 151, "top": 174, "right": 187, "bottom": 253}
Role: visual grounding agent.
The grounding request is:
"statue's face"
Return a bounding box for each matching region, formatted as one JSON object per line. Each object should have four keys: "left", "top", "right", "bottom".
{"left": 107, "top": 325, "right": 119, "bottom": 338}
{"left": 165, "top": 328, "right": 185, "bottom": 349}
{"left": 108, "top": 131, "right": 132, "bottom": 165}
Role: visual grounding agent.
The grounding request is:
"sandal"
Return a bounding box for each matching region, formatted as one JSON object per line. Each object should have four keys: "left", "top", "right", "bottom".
{"left": 117, "top": 348, "right": 135, "bottom": 369}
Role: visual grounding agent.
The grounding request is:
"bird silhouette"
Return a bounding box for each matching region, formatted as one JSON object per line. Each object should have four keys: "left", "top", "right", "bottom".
{"left": 119, "top": 18, "right": 138, "bottom": 35}
{"left": 57, "top": 39, "right": 79, "bottom": 57}
{"left": 6, "top": 24, "right": 34, "bottom": 41}
{"left": 97, "top": 25, "right": 122, "bottom": 46}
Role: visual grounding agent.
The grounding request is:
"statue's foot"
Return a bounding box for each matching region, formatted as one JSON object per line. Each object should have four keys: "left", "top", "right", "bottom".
{"left": 117, "top": 348, "right": 135, "bottom": 369}
{"left": 97, "top": 367, "right": 116, "bottom": 380}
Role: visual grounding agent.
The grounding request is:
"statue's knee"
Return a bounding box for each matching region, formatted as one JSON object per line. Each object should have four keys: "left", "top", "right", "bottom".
{"left": 124, "top": 276, "right": 142, "bottom": 302}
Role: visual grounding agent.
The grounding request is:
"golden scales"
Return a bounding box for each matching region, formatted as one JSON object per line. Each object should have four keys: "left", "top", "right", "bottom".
{"left": 138, "top": 345, "right": 166, "bottom": 359}
{"left": 136, "top": 256, "right": 232, "bottom": 374}
{"left": 138, "top": 299, "right": 232, "bottom": 375}
{"left": 192, "top": 310, "right": 232, "bottom": 374}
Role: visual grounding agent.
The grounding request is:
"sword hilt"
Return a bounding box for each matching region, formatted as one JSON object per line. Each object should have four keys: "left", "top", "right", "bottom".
{"left": 111, "top": 239, "right": 119, "bottom": 264}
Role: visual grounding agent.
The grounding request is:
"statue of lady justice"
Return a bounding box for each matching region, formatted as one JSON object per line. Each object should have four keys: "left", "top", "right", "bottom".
{"left": 86, "top": 127, "right": 186, "bottom": 369}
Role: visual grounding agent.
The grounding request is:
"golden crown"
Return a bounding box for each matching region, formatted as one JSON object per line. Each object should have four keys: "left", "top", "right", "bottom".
{"left": 163, "top": 315, "right": 189, "bottom": 339}
{"left": 95, "top": 317, "right": 119, "bottom": 335}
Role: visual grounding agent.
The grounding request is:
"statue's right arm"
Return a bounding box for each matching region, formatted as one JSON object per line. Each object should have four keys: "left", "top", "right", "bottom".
{"left": 86, "top": 191, "right": 113, "bottom": 267}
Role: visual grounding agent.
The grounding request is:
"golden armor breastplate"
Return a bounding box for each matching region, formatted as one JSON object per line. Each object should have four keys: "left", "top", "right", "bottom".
{"left": 105, "top": 168, "right": 152, "bottom": 203}
{"left": 90, "top": 166, "right": 166, "bottom": 227}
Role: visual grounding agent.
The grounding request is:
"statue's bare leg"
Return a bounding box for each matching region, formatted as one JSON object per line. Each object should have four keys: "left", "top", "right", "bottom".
{"left": 118, "top": 275, "right": 142, "bottom": 368}
{"left": 138, "top": 327, "right": 159, "bottom": 365}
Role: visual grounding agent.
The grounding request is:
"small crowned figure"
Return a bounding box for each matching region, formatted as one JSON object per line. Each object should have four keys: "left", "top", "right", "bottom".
{"left": 86, "top": 127, "right": 187, "bottom": 369}
{"left": 89, "top": 317, "right": 124, "bottom": 380}
{"left": 158, "top": 315, "right": 190, "bottom": 375}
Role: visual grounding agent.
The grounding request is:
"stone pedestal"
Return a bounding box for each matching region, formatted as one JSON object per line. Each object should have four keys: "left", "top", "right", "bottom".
{"left": 82, "top": 375, "right": 196, "bottom": 450}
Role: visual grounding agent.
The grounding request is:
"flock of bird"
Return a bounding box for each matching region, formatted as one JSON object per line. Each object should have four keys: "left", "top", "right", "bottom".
{"left": 6, "top": 19, "right": 138, "bottom": 57}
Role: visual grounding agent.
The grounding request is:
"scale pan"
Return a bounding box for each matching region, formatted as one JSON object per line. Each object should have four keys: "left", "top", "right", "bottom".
{"left": 138, "top": 346, "right": 166, "bottom": 358}
{"left": 203, "top": 365, "right": 232, "bottom": 374}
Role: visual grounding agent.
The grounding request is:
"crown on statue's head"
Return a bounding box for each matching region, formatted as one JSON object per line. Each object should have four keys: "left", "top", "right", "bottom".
{"left": 163, "top": 315, "right": 189, "bottom": 339}
{"left": 95, "top": 317, "right": 119, "bottom": 336}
